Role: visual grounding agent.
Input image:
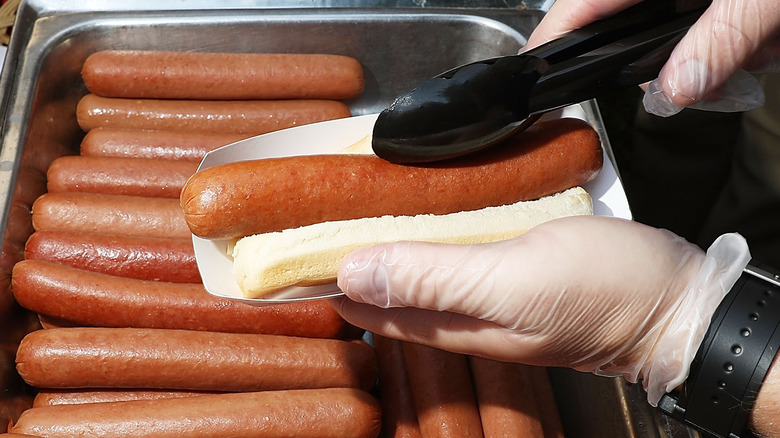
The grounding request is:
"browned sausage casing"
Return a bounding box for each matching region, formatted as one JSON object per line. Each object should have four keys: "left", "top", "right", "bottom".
{"left": 76, "top": 94, "right": 352, "bottom": 135}
{"left": 181, "top": 117, "right": 602, "bottom": 239}
{"left": 469, "top": 356, "right": 545, "bottom": 437}
{"left": 373, "top": 335, "right": 422, "bottom": 438}
{"left": 528, "top": 366, "right": 566, "bottom": 438}
{"left": 402, "top": 342, "right": 484, "bottom": 438}
{"left": 82, "top": 50, "right": 365, "bottom": 100}
{"left": 11, "top": 388, "right": 381, "bottom": 438}
{"left": 46, "top": 155, "right": 199, "bottom": 198}
{"left": 32, "top": 389, "right": 220, "bottom": 407}
{"left": 12, "top": 260, "right": 347, "bottom": 338}
{"left": 31, "top": 192, "right": 190, "bottom": 239}
{"left": 80, "top": 128, "right": 248, "bottom": 162}
{"left": 15, "top": 327, "right": 378, "bottom": 392}
{"left": 24, "top": 230, "right": 199, "bottom": 283}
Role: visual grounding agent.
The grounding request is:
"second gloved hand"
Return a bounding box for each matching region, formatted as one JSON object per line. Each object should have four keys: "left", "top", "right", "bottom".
{"left": 332, "top": 216, "right": 750, "bottom": 404}
{"left": 524, "top": 0, "right": 780, "bottom": 117}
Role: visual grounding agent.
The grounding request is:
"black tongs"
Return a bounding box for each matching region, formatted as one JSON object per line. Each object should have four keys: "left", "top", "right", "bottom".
{"left": 371, "top": 0, "right": 711, "bottom": 163}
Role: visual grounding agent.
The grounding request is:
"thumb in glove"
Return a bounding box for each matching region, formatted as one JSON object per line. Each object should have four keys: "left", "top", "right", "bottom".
{"left": 643, "top": 0, "right": 780, "bottom": 116}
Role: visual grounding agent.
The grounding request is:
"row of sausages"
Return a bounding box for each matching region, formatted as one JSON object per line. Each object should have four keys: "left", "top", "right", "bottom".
{"left": 3, "top": 49, "right": 567, "bottom": 437}
{"left": 7, "top": 50, "right": 381, "bottom": 437}
{"left": 375, "top": 335, "right": 566, "bottom": 438}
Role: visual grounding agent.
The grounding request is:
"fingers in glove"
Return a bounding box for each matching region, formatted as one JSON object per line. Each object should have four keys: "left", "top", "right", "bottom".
{"left": 336, "top": 216, "right": 705, "bottom": 371}
{"left": 645, "top": 0, "right": 780, "bottom": 116}
{"left": 524, "top": 0, "right": 643, "bottom": 50}
{"left": 329, "top": 298, "right": 548, "bottom": 365}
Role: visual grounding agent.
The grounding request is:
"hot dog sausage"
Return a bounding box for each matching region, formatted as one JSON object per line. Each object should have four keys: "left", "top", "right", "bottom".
{"left": 12, "top": 260, "right": 347, "bottom": 338}
{"left": 76, "top": 94, "right": 352, "bottom": 135}
{"left": 401, "top": 342, "right": 484, "bottom": 438}
{"left": 373, "top": 335, "right": 422, "bottom": 438}
{"left": 15, "top": 327, "right": 378, "bottom": 392}
{"left": 24, "top": 230, "right": 199, "bottom": 283}
{"left": 33, "top": 389, "right": 219, "bottom": 407}
{"left": 11, "top": 388, "right": 381, "bottom": 438}
{"left": 469, "top": 356, "right": 544, "bottom": 437}
{"left": 46, "top": 155, "right": 199, "bottom": 198}
{"left": 181, "top": 117, "right": 603, "bottom": 239}
{"left": 80, "top": 128, "right": 247, "bottom": 162}
{"left": 528, "top": 366, "right": 565, "bottom": 438}
{"left": 82, "top": 50, "right": 365, "bottom": 101}
{"left": 31, "top": 192, "right": 190, "bottom": 239}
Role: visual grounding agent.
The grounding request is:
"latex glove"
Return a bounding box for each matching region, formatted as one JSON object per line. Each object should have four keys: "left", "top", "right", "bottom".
{"left": 524, "top": 0, "right": 780, "bottom": 117}
{"left": 333, "top": 216, "right": 750, "bottom": 405}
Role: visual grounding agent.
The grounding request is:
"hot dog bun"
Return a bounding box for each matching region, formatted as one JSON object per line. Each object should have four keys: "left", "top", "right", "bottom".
{"left": 231, "top": 186, "right": 592, "bottom": 298}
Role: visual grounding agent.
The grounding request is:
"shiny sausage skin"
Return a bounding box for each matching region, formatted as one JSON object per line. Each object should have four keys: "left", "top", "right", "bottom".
{"left": 80, "top": 128, "right": 247, "bottom": 162}
{"left": 46, "top": 155, "right": 199, "bottom": 198}
{"left": 24, "top": 230, "right": 199, "bottom": 283}
{"left": 76, "top": 94, "right": 352, "bottom": 135}
{"left": 528, "top": 366, "right": 565, "bottom": 438}
{"left": 31, "top": 192, "right": 190, "bottom": 239}
{"left": 33, "top": 389, "right": 219, "bottom": 407}
{"left": 82, "top": 50, "right": 365, "bottom": 101}
{"left": 15, "top": 327, "right": 378, "bottom": 391}
{"left": 12, "top": 260, "right": 347, "bottom": 338}
{"left": 373, "top": 335, "right": 422, "bottom": 438}
{"left": 181, "top": 117, "right": 603, "bottom": 239}
{"left": 402, "top": 342, "right": 484, "bottom": 438}
{"left": 11, "top": 388, "right": 381, "bottom": 438}
{"left": 469, "top": 356, "right": 544, "bottom": 437}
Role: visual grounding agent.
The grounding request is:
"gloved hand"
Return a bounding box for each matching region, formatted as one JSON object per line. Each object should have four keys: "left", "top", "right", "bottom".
{"left": 332, "top": 216, "right": 750, "bottom": 405}
{"left": 524, "top": 0, "right": 780, "bottom": 117}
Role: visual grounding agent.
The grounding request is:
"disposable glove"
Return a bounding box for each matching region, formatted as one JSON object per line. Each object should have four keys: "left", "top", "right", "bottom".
{"left": 333, "top": 216, "right": 750, "bottom": 405}
{"left": 524, "top": 0, "right": 780, "bottom": 117}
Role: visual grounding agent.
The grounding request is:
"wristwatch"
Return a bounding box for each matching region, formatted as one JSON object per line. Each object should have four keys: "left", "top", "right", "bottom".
{"left": 658, "top": 262, "right": 780, "bottom": 438}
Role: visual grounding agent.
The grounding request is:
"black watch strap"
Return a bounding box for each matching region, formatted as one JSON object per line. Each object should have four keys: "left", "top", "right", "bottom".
{"left": 658, "top": 262, "right": 780, "bottom": 438}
